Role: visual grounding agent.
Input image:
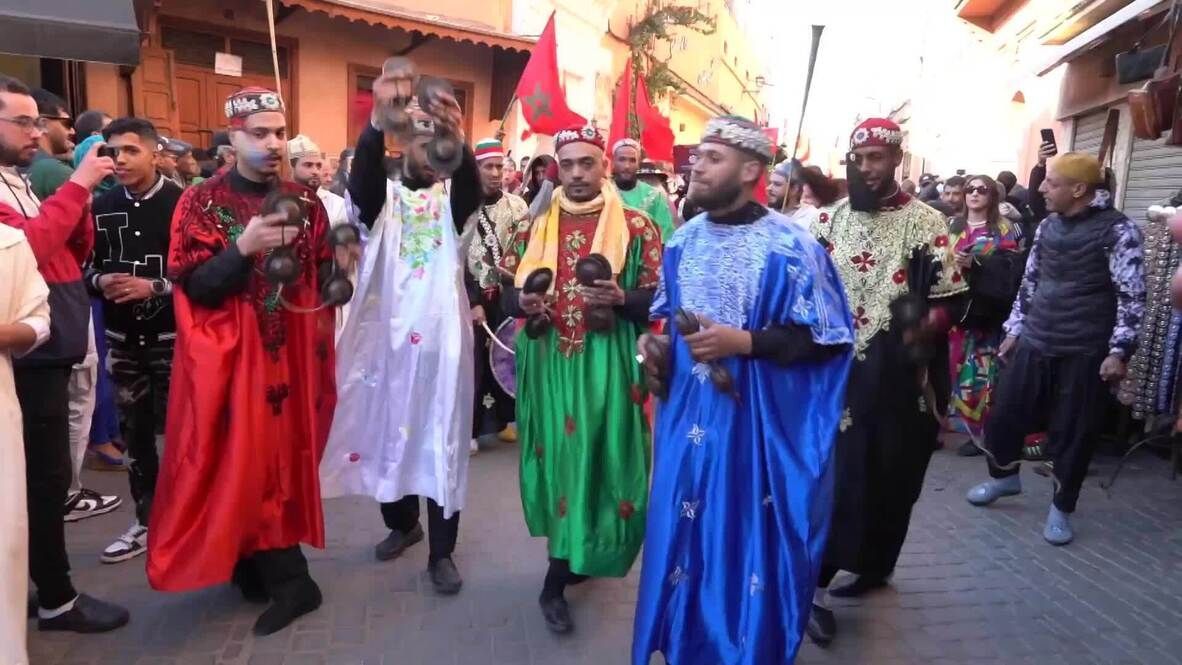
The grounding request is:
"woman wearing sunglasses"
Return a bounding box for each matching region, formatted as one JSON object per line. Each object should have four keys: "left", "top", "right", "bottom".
{"left": 947, "top": 175, "right": 1025, "bottom": 455}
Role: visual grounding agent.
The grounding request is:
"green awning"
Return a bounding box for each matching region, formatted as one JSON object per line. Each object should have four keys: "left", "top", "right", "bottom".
{"left": 0, "top": 0, "right": 140, "bottom": 66}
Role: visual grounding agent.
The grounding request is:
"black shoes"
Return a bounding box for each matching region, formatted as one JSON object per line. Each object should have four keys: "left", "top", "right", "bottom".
{"left": 828, "top": 575, "right": 889, "bottom": 598}
{"left": 374, "top": 523, "right": 425, "bottom": 561}
{"left": 253, "top": 577, "right": 322, "bottom": 637}
{"left": 539, "top": 594, "right": 574, "bottom": 634}
{"left": 805, "top": 603, "right": 835, "bottom": 647}
{"left": 38, "top": 594, "right": 130, "bottom": 633}
{"left": 429, "top": 557, "right": 463, "bottom": 595}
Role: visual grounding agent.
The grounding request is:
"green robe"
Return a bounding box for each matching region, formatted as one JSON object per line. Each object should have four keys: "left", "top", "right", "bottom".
{"left": 619, "top": 181, "right": 675, "bottom": 240}
{"left": 504, "top": 206, "right": 663, "bottom": 577}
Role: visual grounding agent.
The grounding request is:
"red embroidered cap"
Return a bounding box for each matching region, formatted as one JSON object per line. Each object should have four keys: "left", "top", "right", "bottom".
{"left": 849, "top": 118, "right": 903, "bottom": 151}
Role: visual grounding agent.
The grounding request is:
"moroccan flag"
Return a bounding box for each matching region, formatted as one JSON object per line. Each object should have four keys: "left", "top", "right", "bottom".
{"left": 607, "top": 58, "right": 634, "bottom": 152}
{"left": 635, "top": 71, "right": 674, "bottom": 163}
{"left": 515, "top": 13, "right": 586, "bottom": 136}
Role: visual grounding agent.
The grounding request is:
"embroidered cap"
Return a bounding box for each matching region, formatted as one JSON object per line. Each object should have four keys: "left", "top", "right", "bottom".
{"left": 849, "top": 117, "right": 903, "bottom": 151}
{"left": 555, "top": 124, "right": 606, "bottom": 154}
{"left": 224, "top": 87, "right": 285, "bottom": 128}
{"left": 287, "top": 134, "right": 322, "bottom": 160}
{"left": 700, "top": 115, "right": 774, "bottom": 164}
{"left": 611, "top": 138, "right": 641, "bottom": 156}
{"left": 473, "top": 138, "right": 504, "bottom": 162}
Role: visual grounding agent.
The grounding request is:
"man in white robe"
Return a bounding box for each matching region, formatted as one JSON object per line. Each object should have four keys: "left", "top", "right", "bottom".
{"left": 320, "top": 72, "right": 474, "bottom": 595}
{"left": 0, "top": 224, "right": 51, "bottom": 665}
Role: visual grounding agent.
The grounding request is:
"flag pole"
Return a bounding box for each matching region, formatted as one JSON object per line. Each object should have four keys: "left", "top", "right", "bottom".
{"left": 497, "top": 95, "right": 518, "bottom": 139}
{"left": 783, "top": 24, "right": 825, "bottom": 214}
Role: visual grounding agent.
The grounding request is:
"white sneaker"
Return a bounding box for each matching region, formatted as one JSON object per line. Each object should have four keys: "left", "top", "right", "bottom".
{"left": 64, "top": 488, "right": 122, "bottom": 522}
{"left": 101, "top": 522, "right": 147, "bottom": 563}
{"left": 469, "top": 438, "right": 480, "bottom": 456}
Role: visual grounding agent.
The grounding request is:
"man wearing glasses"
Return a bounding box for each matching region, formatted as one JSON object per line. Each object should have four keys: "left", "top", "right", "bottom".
{"left": 26, "top": 89, "right": 76, "bottom": 201}
{"left": 0, "top": 73, "right": 129, "bottom": 633}
{"left": 804, "top": 117, "right": 968, "bottom": 646}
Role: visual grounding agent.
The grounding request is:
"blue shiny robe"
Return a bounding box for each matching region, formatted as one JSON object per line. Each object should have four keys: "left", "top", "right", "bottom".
{"left": 632, "top": 211, "right": 854, "bottom": 665}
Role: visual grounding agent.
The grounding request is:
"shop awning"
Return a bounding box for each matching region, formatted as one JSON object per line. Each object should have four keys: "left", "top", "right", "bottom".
{"left": 278, "top": 0, "right": 536, "bottom": 54}
{"left": 0, "top": 0, "right": 140, "bottom": 66}
{"left": 1036, "top": 0, "right": 1169, "bottom": 75}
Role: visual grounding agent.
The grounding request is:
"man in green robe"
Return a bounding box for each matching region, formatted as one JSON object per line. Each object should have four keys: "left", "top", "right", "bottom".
{"left": 612, "top": 138, "right": 675, "bottom": 239}
{"left": 501, "top": 125, "right": 663, "bottom": 635}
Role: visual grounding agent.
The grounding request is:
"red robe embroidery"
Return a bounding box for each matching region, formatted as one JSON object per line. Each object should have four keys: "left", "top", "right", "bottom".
{"left": 147, "top": 172, "right": 337, "bottom": 592}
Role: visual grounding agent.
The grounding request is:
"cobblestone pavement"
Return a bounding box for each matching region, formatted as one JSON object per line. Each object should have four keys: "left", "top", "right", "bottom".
{"left": 28, "top": 436, "right": 1182, "bottom": 665}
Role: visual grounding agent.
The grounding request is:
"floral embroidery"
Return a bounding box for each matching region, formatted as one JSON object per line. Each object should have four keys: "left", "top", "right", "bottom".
{"left": 918, "top": 396, "right": 928, "bottom": 413}
{"left": 852, "top": 306, "right": 870, "bottom": 329}
{"left": 561, "top": 306, "right": 583, "bottom": 329}
{"left": 762, "top": 494, "right": 773, "bottom": 506}
{"left": 691, "top": 363, "right": 711, "bottom": 384}
{"left": 850, "top": 251, "right": 876, "bottom": 272}
{"left": 534, "top": 443, "right": 544, "bottom": 459}
{"left": 565, "top": 230, "right": 588, "bottom": 251}
{"left": 409, "top": 331, "right": 423, "bottom": 345}
{"left": 811, "top": 199, "right": 966, "bottom": 354}
{"left": 839, "top": 407, "right": 852, "bottom": 433}
{"left": 680, "top": 500, "right": 700, "bottom": 520}
{"left": 688, "top": 424, "right": 706, "bottom": 445}
{"left": 819, "top": 212, "right": 830, "bottom": 224}
{"left": 618, "top": 500, "right": 635, "bottom": 519}
{"left": 557, "top": 497, "right": 567, "bottom": 517}
{"left": 347, "top": 452, "right": 361, "bottom": 462}
{"left": 398, "top": 186, "right": 445, "bottom": 279}
{"left": 265, "top": 384, "right": 290, "bottom": 416}
{"left": 482, "top": 394, "right": 496, "bottom": 409}
{"left": 564, "top": 415, "right": 576, "bottom": 436}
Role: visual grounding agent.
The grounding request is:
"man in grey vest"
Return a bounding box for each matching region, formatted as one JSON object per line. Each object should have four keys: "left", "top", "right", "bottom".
{"left": 966, "top": 152, "right": 1144, "bottom": 546}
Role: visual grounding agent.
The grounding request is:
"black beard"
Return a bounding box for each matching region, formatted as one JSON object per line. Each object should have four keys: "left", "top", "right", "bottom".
{"left": 614, "top": 174, "right": 637, "bottom": 190}
{"left": 689, "top": 181, "right": 743, "bottom": 213}
{"left": 847, "top": 163, "right": 892, "bottom": 213}
{"left": 0, "top": 142, "right": 30, "bottom": 168}
{"left": 769, "top": 195, "right": 785, "bottom": 211}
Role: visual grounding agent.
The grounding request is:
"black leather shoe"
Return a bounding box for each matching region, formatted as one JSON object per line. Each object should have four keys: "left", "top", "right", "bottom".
{"left": 38, "top": 594, "right": 130, "bottom": 633}
{"left": 429, "top": 558, "right": 463, "bottom": 595}
{"left": 374, "top": 523, "right": 424, "bottom": 562}
{"left": 828, "top": 575, "right": 888, "bottom": 598}
{"left": 805, "top": 603, "right": 835, "bottom": 647}
{"left": 27, "top": 593, "right": 37, "bottom": 618}
{"left": 539, "top": 595, "right": 574, "bottom": 634}
{"left": 253, "top": 578, "right": 322, "bottom": 637}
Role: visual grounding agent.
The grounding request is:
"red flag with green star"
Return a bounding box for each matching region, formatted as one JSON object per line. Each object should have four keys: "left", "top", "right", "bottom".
{"left": 515, "top": 13, "right": 586, "bottom": 136}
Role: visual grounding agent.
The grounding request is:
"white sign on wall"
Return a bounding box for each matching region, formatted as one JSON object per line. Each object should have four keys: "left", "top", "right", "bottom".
{"left": 215, "top": 52, "right": 243, "bottom": 77}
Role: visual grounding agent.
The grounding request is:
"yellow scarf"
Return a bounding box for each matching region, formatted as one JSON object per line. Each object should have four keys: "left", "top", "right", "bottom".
{"left": 514, "top": 180, "right": 632, "bottom": 289}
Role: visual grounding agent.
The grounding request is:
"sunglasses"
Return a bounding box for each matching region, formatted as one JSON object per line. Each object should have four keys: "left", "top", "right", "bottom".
{"left": 40, "top": 115, "right": 73, "bottom": 129}
{"left": 965, "top": 185, "right": 992, "bottom": 196}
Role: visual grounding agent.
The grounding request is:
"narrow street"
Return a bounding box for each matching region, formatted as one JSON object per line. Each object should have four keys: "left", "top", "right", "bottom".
{"left": 29, "top": 438, "right": 1182, "bottom": 665}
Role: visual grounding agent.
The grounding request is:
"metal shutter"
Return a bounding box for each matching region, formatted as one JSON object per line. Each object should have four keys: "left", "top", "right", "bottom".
{"left": 1071, "top": 110, "right": 1107, "bottom": 156}
{"left": 1124, "top": 134, "right": 1182, "bottom": 224}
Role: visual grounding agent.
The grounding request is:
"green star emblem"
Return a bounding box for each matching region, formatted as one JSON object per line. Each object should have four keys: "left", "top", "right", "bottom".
{"left": 524, "top": 83, "right": 553, "bottom": 120}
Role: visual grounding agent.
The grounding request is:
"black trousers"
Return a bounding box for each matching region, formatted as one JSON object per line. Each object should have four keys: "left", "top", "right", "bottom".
{"left": 15, "top": 365, "right": 78, "bottom": 609}
{"left": 108, "top": 339, "right": 173, "bottom": 525}
{"left": 380, "top": 495, "right": 459, "bottom": 563}
{"left": 984, "top": 341, "right": 1107, "bottom": 513}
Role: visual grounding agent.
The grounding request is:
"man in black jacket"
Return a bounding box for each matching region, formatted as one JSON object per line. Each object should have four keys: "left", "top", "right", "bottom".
{"left": 86, "top": 117, "right": 182, "bottom": 564}
{"left": 967, "top": 153, "right": 1145, "bottom": 546}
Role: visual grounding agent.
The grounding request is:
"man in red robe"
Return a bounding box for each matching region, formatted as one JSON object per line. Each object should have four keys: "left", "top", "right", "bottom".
{"left": 148, "top": 87, "right": 340, "bottom": 636}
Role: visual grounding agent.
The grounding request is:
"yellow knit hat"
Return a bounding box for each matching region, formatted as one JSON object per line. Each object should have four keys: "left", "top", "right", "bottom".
{"left": 1048, "top": 152, "right": 1103, "bottom": 186}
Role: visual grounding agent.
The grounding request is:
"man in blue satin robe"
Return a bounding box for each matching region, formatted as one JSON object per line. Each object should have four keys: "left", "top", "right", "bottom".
{"left": 631, "top": 116, "right": 855, "bottom": 665}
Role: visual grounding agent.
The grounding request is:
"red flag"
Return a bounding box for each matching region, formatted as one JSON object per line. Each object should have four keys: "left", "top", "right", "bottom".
{"left": 515, "top": 13, "right": 586, "bottom": 136}
{"left": 635, "top": 72, "right": 675, "bottom": 163}
{"left": 607, "top": 58, "right": 633, "bottom": 153}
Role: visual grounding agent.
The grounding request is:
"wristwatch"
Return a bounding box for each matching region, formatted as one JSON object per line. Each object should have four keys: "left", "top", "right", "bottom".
{"left": 150, "top": 278, "right": 168, "bottom": 296}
